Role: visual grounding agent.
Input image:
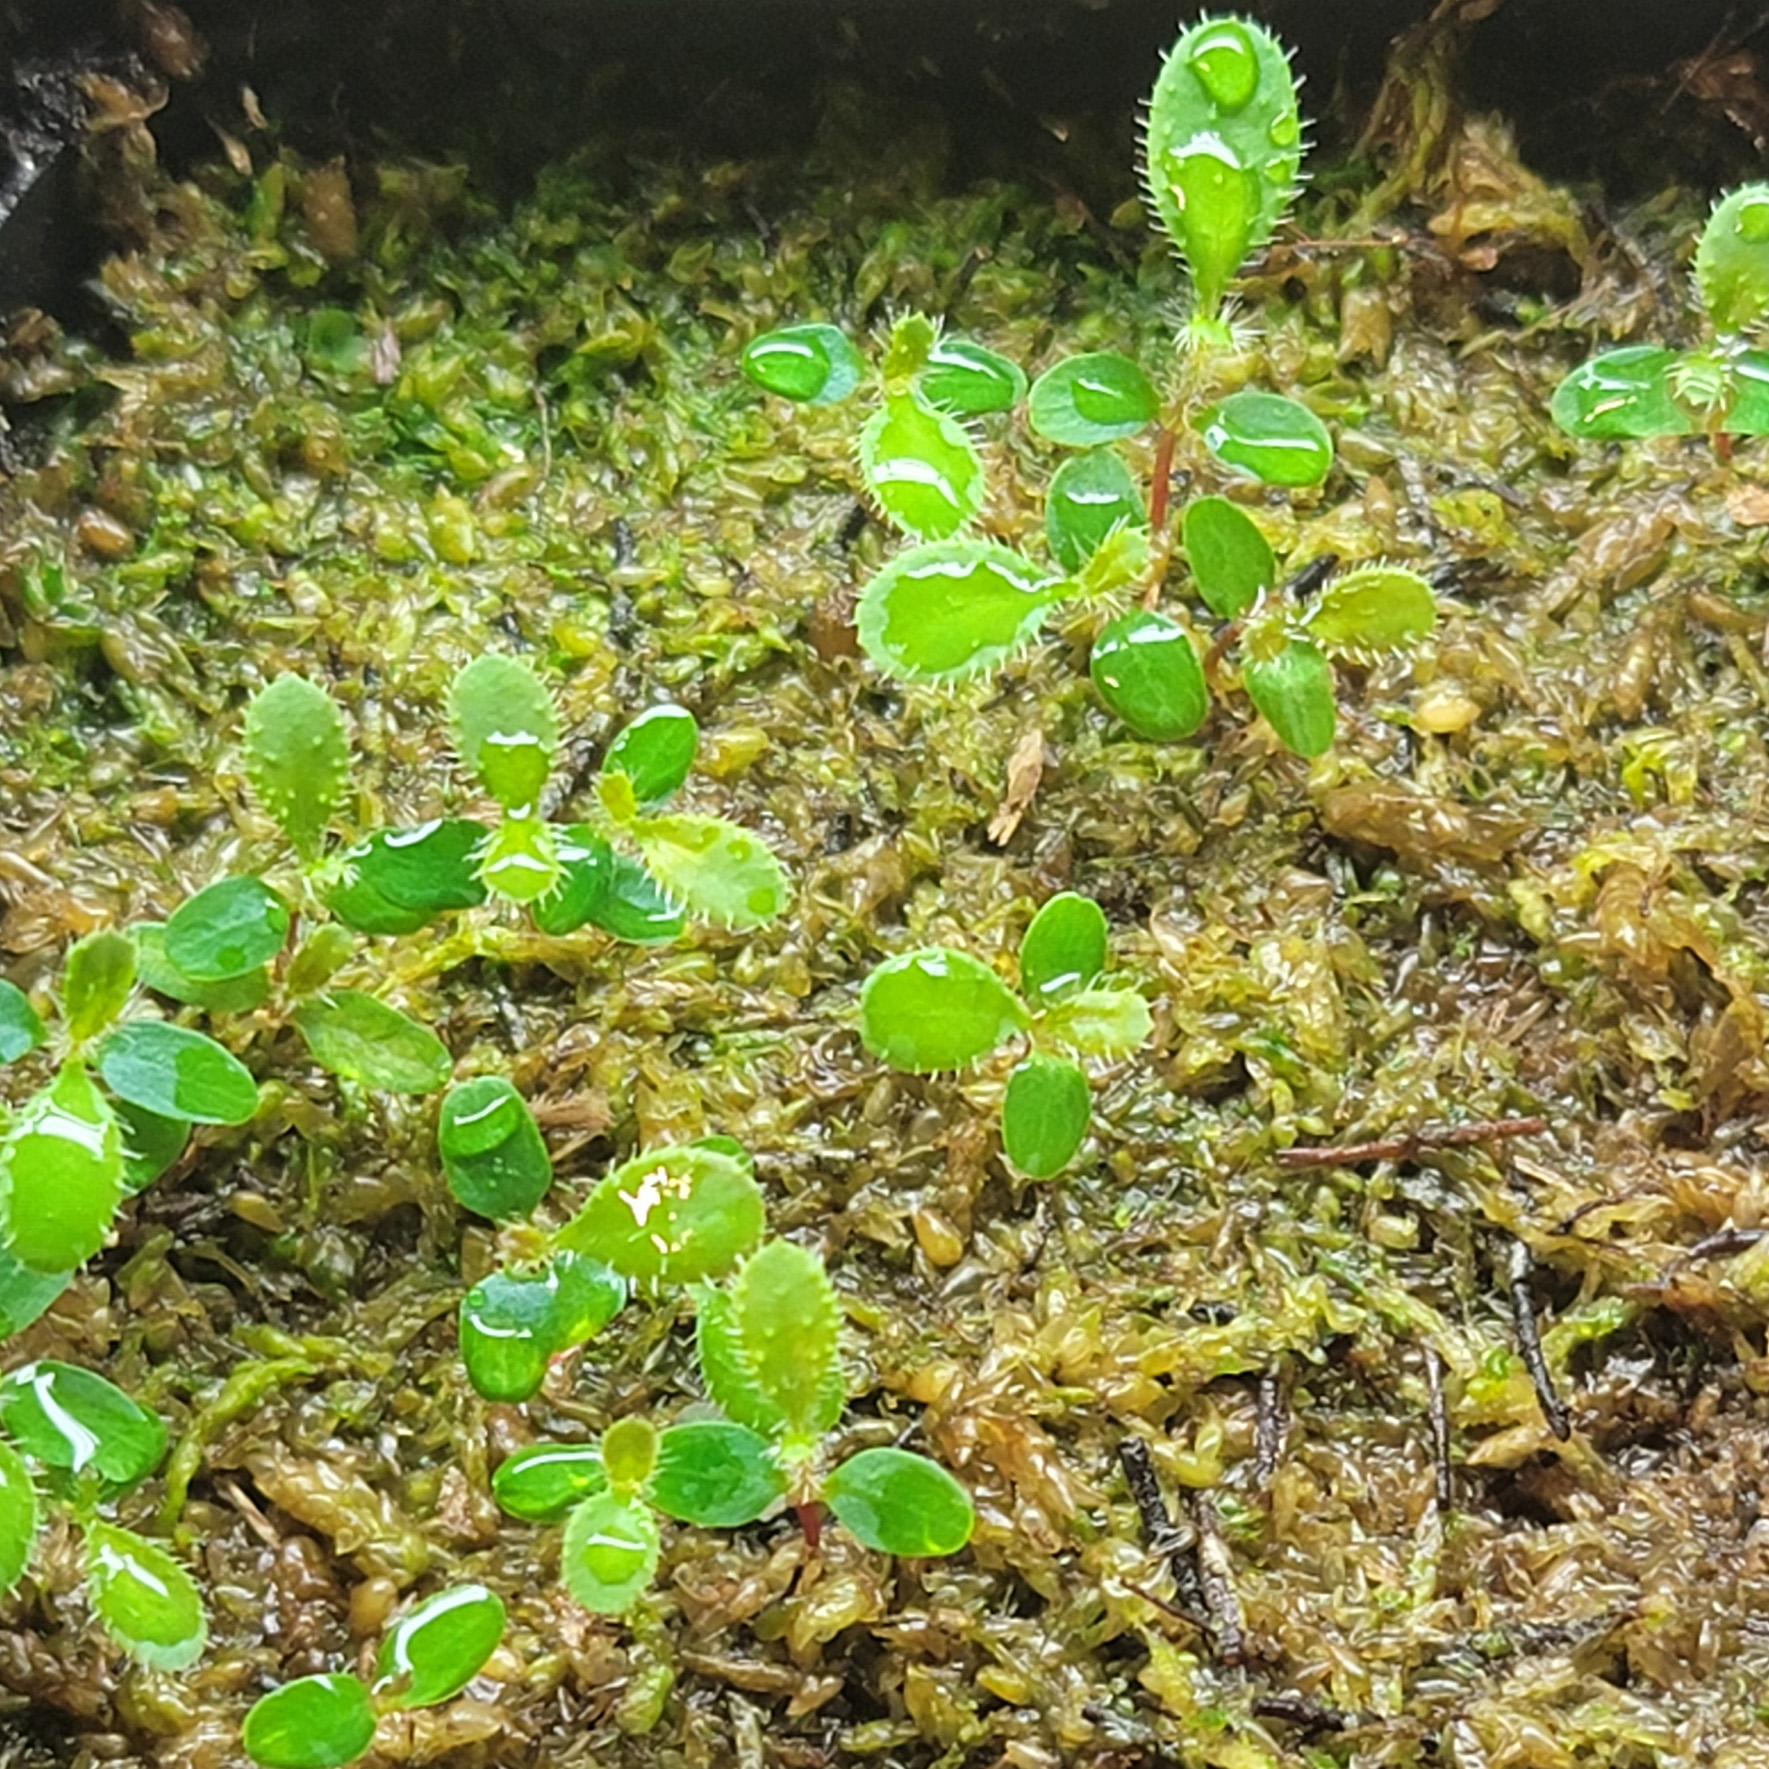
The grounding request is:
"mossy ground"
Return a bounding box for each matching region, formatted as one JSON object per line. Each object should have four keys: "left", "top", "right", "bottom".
{"left": 4, "top": 43, "right": 1769, "bottom": 1769}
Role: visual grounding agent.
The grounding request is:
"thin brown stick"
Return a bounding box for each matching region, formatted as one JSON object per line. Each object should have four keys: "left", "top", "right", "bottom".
{"left": 1508, "top": 1241, "right": 1571, "bottom": 1441}
{"left": 1276, "top": 1116, "right": 1547, "bottom": 1169}
{"left": 1190, "top": 1493, "right": 1247, "bottom": 1666}
{"left": 1254, "top": 1368, "right": 1284, "bottom": 1492}
{"left": 1148, "top": 425, "right": 1177, "bottom": 531}
{"left": 1118, "top": 1440, "right": 1207, "bottom": 1621}
{"left": 1423, "top": 1343, "right": 1452, "bottom": 1511}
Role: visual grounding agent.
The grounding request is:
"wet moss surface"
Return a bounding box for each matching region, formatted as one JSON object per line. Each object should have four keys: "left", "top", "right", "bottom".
{"left": 6, "top": 24, "right": 1769, "bottom": 1768}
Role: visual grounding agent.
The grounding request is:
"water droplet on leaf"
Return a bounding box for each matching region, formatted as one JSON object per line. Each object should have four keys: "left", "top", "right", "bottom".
{"left": 1186, "top": 19, "right": 1259, "bottom": 112}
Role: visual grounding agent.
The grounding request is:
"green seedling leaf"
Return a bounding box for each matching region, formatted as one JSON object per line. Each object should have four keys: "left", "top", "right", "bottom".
{"left": 602, "top": 1416, "right": 658, "bottom": 1491}
{"left": 164, "top": 876, "right": 289, "bottom": 982}
{"left": 98, "top": 1021, "right": 259, "bottom": 1125}
{"left": 882, "top": 312, "right": 938, "bottom": 383}
{"left": 1001, "top": 1054, "right": 1092, "bottom": 1180}
{"left": 438, "top": 1077, "right": 551, "bottom": 1220}
{"left": 1244, "top": 635, "right": 1337, "bottom": 757}
{"left": 63, "top": 929, "right": 136, "bottom": 1045}
{"left": 1697, "top": 183, "right": 1769, "bottom": 333}
{"left": 548, "top": 1250, "right": 627, "bottom": 1348}
{"left": 1200, "top": 391, "right": 1332, "bottom": 487}
{"left": 285, "top": 923, "right": 356, "bottom": 999}
{"left": 0, "top": 1246, "right": 70, "bottom": 1340}
{"left": 1144, "top": 15, "right": 1303, "bottom": 319}
{"left": 1019, "top": 893, "right": 1108, "bottom": 1006}
{"left": 858, "top": 392, "right": 985, "bottom": 540}
{"left": 477, "top": 813, "right": 563, "bottom": 905}
{"left": 856, "top": 540, "right": 1063, "bottom": 685}
{"left": 556, "top": 1141, "right": 765, "bottom": 1284}
{"left": 1549, "top": 347, "right": 1695, "bottom": 440}
{"left": 84, "top": 1522, "right": 206, "bottom": 1669}
{"left": 824, "top": 1447, "right": 974, "bottom": 1557}
{"left": 115, "top": 1099, "right": 190, "bottom": 1194}
{"left": 459, "top": 1268, "right": 559, "bottom": 1403}
{"left": 604, "top": 704, "right": 699, "bottom": 805}
{"left": 1724, "top": 349, "right": 1769, "bottom": 432}
{"left": 1089, "top": 611, "right": 1208, "bottom": 742}
{"left": 134, "top": 923, "right": 270, "bottom": 1013}
{"left": 649, "top": 1420, "right": 785, "bottom": 1528}
{"left": 242, "top": 676, "right": 350, "bottom": 862}
{"left": 917, "top": 337, "right": 1027, "bottom": 415}
{"left": 1305, "top": 564, "right": 1437, "bottom": 658}
{"left": 242, "top": 1673, "right": 377, "bottom": 1769}
{"left": 560, "top": 1490, "right": 659, "bottom": 1615}
{"left": 860, "top": 948, "right": 1027, "bottom": 1073}
{"left": 0, "top": 1359, "right": 167, "bottom": 1484}
{"left": 1076, "top": 524, "right": 1152, "bottom": 602}
{"left": 449, "top": 655, "right": 559, "bottom": 811}
{"left": 697, "top": 1240, "right": 844, "bottom": 1444}
{"left": 293, "top": 991, "right": 451, "bottom": 1094}
{"left": 0, "top": 1439, "right": 37, "bottom": 1593}
{"left": 631, "top": 813, "right": 788, "bottom": 930}
{"left": 740, "top": 323, "right": 864, "bottom": 404}
{"left": 1037, "top": 987, "right": 1153, "bottom": 1062}
{"left": 1028, "top": 352, "right": 1158, "bottom": 446}
{"left": 0, "top": 981, "right": 44, "bottom": 1063}
{"left": 531, "top": 827, "right": 685, "bottom": 943}
{"left": 493, "top": 1442, "right": 608, "bottom": 1523}
{"left": 1045, "top": 448, "right": 1146, "bottom": 574}
{"left": 1182, "top": 495, "right": 1274, "bottom": 618}
{"left": 374, "top": 1582, "right": 506, "bottom": 1709}
{"left": 0, "top": 1066, "right": 125, "bottom": 1271}
{"left": 329, "top": 819, "right": 489, "bottom": 935}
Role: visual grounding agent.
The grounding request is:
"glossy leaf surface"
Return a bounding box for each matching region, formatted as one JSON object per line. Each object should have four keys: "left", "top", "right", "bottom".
{"left": 0, "top": 1359, "right": 167, "bottom": 1483}
{"left": 0, "top": 981, "right": 44, "bottom": 1064}
{"left": 475, "top": 813, "right": 563, "bottom": 905}
{"left": 531, "top": 827, "right": 685, "bottom": 943}
{"left": 450, "top": 655, "right": 558, "bottom": 811}
{"left": 1305, "top": 565, "right": 1437, "bottom": 657}
{"left": 1182, "top": 494, "right": 1274, "bottom": 618}
{"left": 1019, "top": 893, "right": 1107, "bottom": 1006}
{"left": 1028, "top": 352, "right": 1158, "bottom": 446}
{"left": 740, "top": 323, "right": 864, "bottom": 404}
{"left": 858, "top": 392, "right": 985, "bottom": 540}
{"left": 0, "top": 1438, "right": 37, "bottom": 1593}
{"left": 134, "top": 923, "right": 271, "bottom": 1013}
{"left": 856, "top": 540, "right": 1062, "bottom": 685}
{"left": 492, "top": 1442, "right": 608, "bottom": 1522}
{"left": 1045, "top": 448, "right": 1146, "bottom": 573}
{"left": 916, "top": 337, "right": 1027, "bottom": 415}
{"left": 293, "top": 991, "right": 451, "bottom": 1094}
{"left": 84, "top": 1522, "right": 206, "bottom": 1669}
{"left": 458, "top": 1269, "right": 561, "bottom": 1402}
{"left": 824, "top": 1448, "right": 974, "bottom": 1556}
{"left": 859, "top": 948, "right": 1027, "bottom": 1073}
{"left": 1697, "top": 182, "right": 1769, "bottom": 332}
{"left": 0, "top": 1066, "right": 125, "bottom": 1271}
{"left": 649, "top": 1421, "right": 785, "bottom": 1528}
{"left": 1089, "top": 611, "right": 1208, "bottom": 742}
{"left": 115, "top": 1099, "right": 191, "bottom": 1194}
{"left": 1245, "top": 636, "right": 1337, "bottom": 757}
{"left": 1144, "top": 15, "right": 1303, "bottom": 317}
{"left": 632, "top": 814, "right": 788, "bottom": 930}
{"left": 556, "top": 1142, "right": 765, "bottom": 1284}
{"left": 560, "top": 1490, "right": 659, "bottom": 1614}
{"left": 241, "top": 1674, "right": 376, "bottom": 1769}
{"left": 1001, "top": 1054, "right": 1091, "bottom": 1179}
{"left": 242, "top": 675, "right": 351, "bottom": 861}
{"left": 1037, "top": 987, "right": 1153, "bottom": 1061}
{"left": 374, "top": 1582, "right": 506, "bottom": 1709}
{"left": 1549, "top": 347, "right": 1694, "bottom": 440}
{"left": 63, "top": 929, "right": 136, "bottom": 1046}
{"left": 164, "top": 876, "right": 289, "bottom": 982}
{"left": 99, "top": 1021, "right": 259, "bottom": 1125}
{"left": 329, "top": 819, "right": 488, "bottom": 934}
{"left": 1201, "top": 391, "right": 1332, "bottom": 486}
{"left": 439, "top": 1077, "right": 551, "bottom": 1219}
{"left": 603, "top": 705, "right": 698, "bottom": 804}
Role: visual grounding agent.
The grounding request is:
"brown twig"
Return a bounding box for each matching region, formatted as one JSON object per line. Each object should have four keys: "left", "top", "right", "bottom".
{"left": 1423, "top": 1343, "right": 1452, "bottom": 1511}
{"left": 1253, "top": 1368, "right": 1284, "bottom": 1492}
{"left": 1148, "top": 425, "right": 1177, "bottom": 531}
{"left": 1189, "top": 1493, "right": 1247, "bottom": 1667}
{"left": 1118, "top": 1440, "right": 1207, "bottom": 1622}
{"left": 1507, "top": 1240, "right": 1571, "bottom": 1441}
{"left": 1276, "top": 1116, "right": 1547, "bottom": 1169}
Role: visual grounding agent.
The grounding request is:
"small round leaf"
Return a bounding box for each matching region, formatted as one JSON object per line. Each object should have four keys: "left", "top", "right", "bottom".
{"left": 1045, "top": 448, "right": 1147, "bottom": 574}
{"left": 1199, "top": 391, "right": 1332, "bottom": 487}
{"left": 242, "top": 1674, "right": 376, "bottom": 1769}
{"left": 292, "top": 991, "right": 451, "bottom": 1094}
{"left": 329, "top": 819, "right": 489, "bottom": 934}
{"left": 163, "top": 877, "right": 289, "bottom": 983}
{"left": 1304, "top": 565, "right": 1437, "bottom": 657}
{"left": 62, "top": 929, "right": 137, "bottom": 1046}
{"left": 1182, "top": 495, "right": 1274, "bottom": 619}
{"left": 1549, "top": 346, "right": 1695, "bottom": 441}
{"left": 374, "top": 1583, "right": 506, "bottom": 1710}
{"left": 740, "top": 324, "right": 864, "bottom": 404}
{"left": 0, "top": 1066, "right": 125, "bottom": 1270}
{"left": 602, "top": 1416, "right": 658, "bottom": 1491}
{"left": 631, "top": 814, "right": 787, "bottom": 930}
{"left": 824, "top": 1448, "right": 974, "bottom": 1557}
{"left": 1001, "top": 1055, "right": 1092, "bottom": 1180}
{"left": 1028, "top": 352, "right": 1158, "bottom": 446}
{"left": 1697, "top": 183, "right": 1769, "bottom": 333}
{"left": 98, "top": 1021, "right": 260, "bottom": 1125}
{"left": 83, "top": 1522, "right": 207, "bottom": 1669}
{"left": 603, "top": 705, "right": 699, "bottom": 805}
{"left": 858, "top": 393, "right": 985, "bottom": 541}
{"left": 1089, "top": 611, "right": 1208, "bottom": 742}
{"left": 532, "top": 828, "right": 685, "bottom": 943}
{"left": 492, "top": 1442, "right": 608, "bottom": 1523}
{"left": 449, "top": 656, "right": 559, "bottom": 811}
{"left": 0, "top": 1359, "right": 167, "bottom": 1484}
{"left": 560, "top": 1491, "right": 659, "bottom": 1615}
{"left": 1018, "top": 893, "right": 1108, "bottom": 1006}
{"left": 916, "top": 337, "right": 1027, "bottom": 415}
{"left": 649, "top": 1421, "right": 785, "bottom": 1528}
{"left": 438, "top": 1077, "right": 551, "bottom": 1220}
{"left": 458, "top": 1269, "right": 561, "bottom": 1403}
{"left": 1244, "top": 637, "right": 1337, "bottom": 757}
{"left": 859, "top": 948, "right": 1026, "bottom": 1073}
{"left": 242, "top": 676, "right": 351, "bottom": 862}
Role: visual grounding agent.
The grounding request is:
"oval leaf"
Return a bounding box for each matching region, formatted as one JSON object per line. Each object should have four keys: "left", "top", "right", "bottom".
{"left": 1019, "top": 893, "right": 1108, "bottom": 1006}
{"left": 532, "top": 827, "right": 685, "bottom": 943}
{"left": 1549, "top": 346, "right": 1694, "bottom": 441}
{"left": 1697, "top": 183, "right": 1769, "bottom": 333}
{"left": 1304, "top": 565, "right": 1437, "bottom": 658}
{"left": 649, "top": 1421, "right": 785, "bottom": 1528}
{"left": 374, "top": 1583, "right": 506, "bottom": 1710}
{"left": 83, "top": 1521, "right": 207, "bottom": 1669}
{"left": 0, "top": 1066, "right": 125, "bottom": 1271}
{"left": 493, "top": 1442, "right": 609, "bottom": 1523}
{"left": 824, "top": 1447, "right": 974, "bottom": 1557}
{"left": 242, "top": 1674, "right": 377, "bottom": 1769}
{"left": 0, "top": 1438, "right": 38, "bottom": 1593}
{"left": 859, "top": 948, "right": 1026, "bottom": 1073}
{"left": 1002, "top": 1054, "right": 1092, "bottom": 1180}
{"left": 164, "top": 876, "right": 289, "bottom": 983}
{"left": 1182, "top": 495, "right": 1274, "bottom": 619}
{"left": 631, "top": 814, "right": 787, "bottom": 930}
{"left": 1244, "top": 636, "right": 1337, "bottom": 757}
{"left": 1200, "top": 391, "right": 1332, "bottom": 487}
{"left": 555, "top": 1141, "right": 765, "bottom": 1285}
{"left": 63, "top": 929, "right": 137, "bottom": 1046}
{"left": 292, "top": 991, "right": 451, "bottom": 1094}
{"left": 1036, "top": 987, "right": 1153, "bottom": 1062}
{"left": 560, "top": 1490, "right": 659, "bottom": 1615}
{"left": 0, "top": 980, "right": 45, "bottom": 1064}
{"left": 603, "top": 705, "right": 699, "bottom": 805}
{"left": 858, "top": 392, "right": 985, "bottom": 540}
{"left": 449, "top": 655, "right": 559, "bottom": 811}
{"left": 916, "top": 337, "right": 1027, "bottom": 415}
{"left": 856, "top": 540, "right": 1062, "bottom": 685}
{"left": 740, "top": 323, "right": 864, "bottom": 404}
{"left": 330, "top": 819, "right": 488, "bottom": 934}
{"left": 115, "top": 1098, "right": 191, "bottom": 1194}
{"left": 242, "top": 676, "right": 351, "bottom": 862}
{"left": 602, "top": 1416, "right": 658, "bottom": 1491}
{"left": 1089, "top": 611, "right": 1209, "bottom": 743}
{"left": 1029, "top": 352, "right": 1158, "bottom": 446}
{"left": 458, "top": 1269, "right": 562, "bottom": 1403}
{"left": 98, "top": 1021, "right": 259, "bottom": 1125}
{"left": 438, "top": 1077, "right": 552, "bottom": 1220}
{"left": 0, "top": 1246, "right": 71, "bottom": 1340}
{"left": 135, "top": 922, "right": 271, "bottom": 1013}
{"left": 1045, "top": 448, "right": 1147, "bottom": 573}
{"left": 0, "top": 1359, "right": 167, "bottom": 1484}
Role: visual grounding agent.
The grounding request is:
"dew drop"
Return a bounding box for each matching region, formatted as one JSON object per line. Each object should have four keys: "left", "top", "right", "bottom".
{"left": 1739, "top": 195, "right": 1769, "bottom": 243}
{"left": 1268, "top": 112, "right": 1299, "bottom": 148}
{"left": 1186, "top": 19, "right": 1259, "bottom": 114}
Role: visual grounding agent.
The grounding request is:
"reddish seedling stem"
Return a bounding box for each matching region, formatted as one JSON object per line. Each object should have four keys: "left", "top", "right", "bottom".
{"left": 1148, "top": 425, "right": 1176, "bottom": 531}
{"left": 795, "top": 1500, "right": 824, "bottom": 1553}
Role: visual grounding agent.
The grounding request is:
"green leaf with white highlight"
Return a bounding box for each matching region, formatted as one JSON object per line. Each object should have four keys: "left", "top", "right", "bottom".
{"left": 561, "top": 1490, "right": 659, "bottom": 1614}
{"left": 0, "top": 1067, "right": 125, "bottom": 1272}
{"left": 1304, "top": 564, "right": 1437, "bottom": 659}
{"left": 82, "top": 1522, "right": 207, "bottom": 1669}
{"left": 1002, "top": 1054, "right": 1091, "bottom": 1179}
{"left": 859, "top": 948, "right": 1027, "bottom": 1073}
{"left": 243, "top": 676, "right": 350, "bottom": 862}
{"left": 242, "top": 1673, "right": 376, "bottom": 1769}
{"left": 858, "top": 392, "right": 985, "bottom": 540}
{"left": 824, "top": 1447, "right": 974, "bottom": 1557}
{"left": 631, "top": 814, "right": 787, "bottom": 929}
{"left": 1028, "top": 353, "right": 1157, "bottom": 446}
{"left": 856, "top": 540, "right": 1063, "bottom": 685}
{"left": 449, "top": 655, "right": 559, "bottom": 811}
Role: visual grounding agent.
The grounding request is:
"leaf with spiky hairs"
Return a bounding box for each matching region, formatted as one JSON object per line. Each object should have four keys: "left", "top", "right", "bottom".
{"left": 630, "top": 815, "right": 788, "bottom": 930}
{"left": 1142, "top": 14, "right": 1305, "bottom": 319}
{"left": 242, "top": 676, "right": 350, "bottom": 862}
{"left": 858, "top": 392, "right": 984, "bottom": 541}
{"left": 1304, "top": 564, "right": 1436, "bottom": 663}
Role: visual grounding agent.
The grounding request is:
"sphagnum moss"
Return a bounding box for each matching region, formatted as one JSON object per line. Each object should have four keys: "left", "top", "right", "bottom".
{"left": 1, "top": 19, "right": 1769, "bottom": 1769}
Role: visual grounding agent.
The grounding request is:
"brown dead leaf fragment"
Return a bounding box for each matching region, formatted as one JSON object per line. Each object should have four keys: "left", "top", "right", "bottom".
{"left": 988, "top": 724, "right": 1045, "bottom": 845}
{"left": 1726, "top": 484, "right": 1769, "bottom": 527}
